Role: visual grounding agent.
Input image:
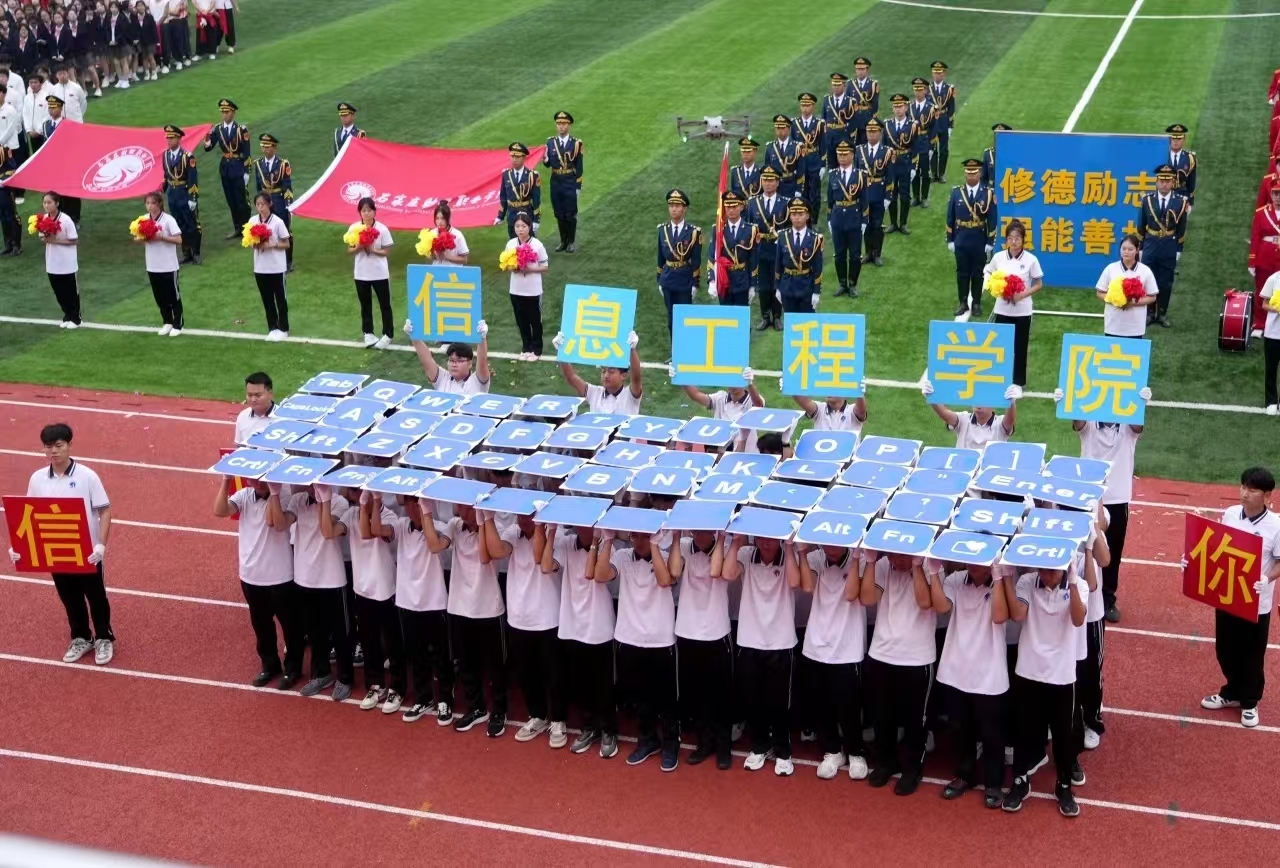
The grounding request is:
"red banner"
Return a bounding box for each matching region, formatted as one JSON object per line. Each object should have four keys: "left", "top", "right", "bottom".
{"left": 1182, "top": 513, "right": 1263, "bottom": 622}
{"left": 3, "top": 496, "right": 97, "bottom": 574}
{"left": 289, "top": 137, "right": 548, "bottom": 230}
{"left": 2, "top": 121, "right": 212, "bottom": 200}
{"left": 713, "top": 141, "right": 730, "bottom": 299}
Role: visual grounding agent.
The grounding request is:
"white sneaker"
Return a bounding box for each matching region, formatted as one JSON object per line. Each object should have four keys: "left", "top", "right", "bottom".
{"left": 1242, "top": 708, "right": 1260, "bottom": 728}
{"left": 94, "top": 638, "right": 114, "bottom": 665}
{"left": 208, "top": 54, "right": 216, "bottom": 61}
{"left": 58, "top": 321, "right": 69, "bottom": 329}
{"left": 847, "top": 755, "right": 869, "bottom": 780}
{"left": 1083, "top": 727, "right": 1101, "bottom": 750}
{"left": 265, "top": 330, "right": 280, "bottom": 342}
{"left": 374, "top": 335, "right": 392, "bottom": 350}
{"left": 515, "top": 717, "right": 550, "bottom": 742}
{"left": 362, "top": 332, "right": 378, "bottom": 347}
{"left": 169, "top": 329, "right": 182, "bottom": 338}
{"left": 190, "top": 55, "right": 199, "bottom": 63}
{"left": 1201, "top": 693, "right": 1241, "bottom": 710}
{"left": 817, "top": 752, "right": 845, "bottom": 780}
{"left": 13, "top": 196, "right": 23, "bottom": 205}
{"left": 278, "top": 331, "right": 289, "bottom": 340}
{"left": 158, "top": 324, "right": 172, "bottom": 336}
{"left": 93, "top": 88, "right": 103, "bottom": 97}
{"left": 229, "top": 46, "right": 235, "bottom": 54}
{"left": 63, "top": 637, "right": 93, "bottom": 663}
{"left": 120, "top": 80, "right": 130, "bottom": 89}
{"left": 381, "top": 690, "right": 402, "bottom": 714}
{"left": 64, "top": 321, "right": 79, "bottom": 330}
{"left": 743, "top": 750, "right": 773, "bottom": 771}
{"left": 774, "top": 757, "right": 795, "bottom": 777}
{"left": 360, "top": 686, "right": 386, "bottom": 710}
{"left": 161, "top": 65, "right": 170, "bottom": 74}
{"left": 548, "top": 721, "right": 568, "bottom": 749}
{"left": 1267, "top": 405, "right": 1279, "bottom": 417}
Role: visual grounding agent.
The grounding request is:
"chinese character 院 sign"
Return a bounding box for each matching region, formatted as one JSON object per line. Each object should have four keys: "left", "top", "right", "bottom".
{"left": 782, "top": 313, "right": 865, "bottom": 398}
{"left": 671, "top": 304, "right": 750, "bottom": 388}
{"left": 3, "top": 496, "right": 96, "bottom": 573}
{"left": 927, "top": 321, "right": 1013, "bottom": 408}
{"left": 994, "top": 131, "right": 1167, "bottom": 288}
{"left": 1056, "top": 334, "right": 1150, "bottom": 424}
{"left": 407, "top": 264, "right": 482, "bottom": 343}
{"left": 557, "top": 284, "right": 637, "bottom": 367}
{"left": 1182, "top": 512, "right": 1263, "bottom": 622}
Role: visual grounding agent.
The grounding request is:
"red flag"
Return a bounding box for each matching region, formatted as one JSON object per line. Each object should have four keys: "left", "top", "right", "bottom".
{"left": 712, "top": 141, "right": 730, "bottom": 299}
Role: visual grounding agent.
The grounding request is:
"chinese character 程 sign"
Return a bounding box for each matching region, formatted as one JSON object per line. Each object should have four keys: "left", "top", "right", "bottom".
{"left": 557, "top": 284, "right": 638, "bottom": 366}
{"left": 1056, "top": 333, "right": 1150, "bottom": 424}
{"left": 670, "top": 304, "right": 750, "bottom": 387}
{"left": 781, "top": 313, "right": 866, "bottom": 398}
{"left": 406, "top": 264, "right": 483, "bottom": 343}
{"left": 926, "top": 320, "right": 1014, "bottom": 408}
{"left": 1183, "top": 513, "right": 1263, "bottom": 622}
{"left": 3, "top": 496, "right": 96, "bottom": 573}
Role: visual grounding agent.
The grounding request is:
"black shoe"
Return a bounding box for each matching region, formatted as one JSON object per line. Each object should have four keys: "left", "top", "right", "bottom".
{"left": 180, "top": 255, "right": 195, "bottom": 265}
{"left": 911, "top": 199, "right": 921, "bottom": 208}
{"left": 453, "top": 708, "right": 490, "bottom": 732}
{"left": 919, "top": 199, "right": 929, "bottom": 209}
{"left": 942, "top": 777, "right": 972, "bottom": 800}
{"left": 278, "top": 672, "right": 301, "bottom": 691}
{"left": 886, "top": 225, "right": 900, "bottom": 234}
{"left": 1071, "top": 760, "right": 1086, "bottom": 787}
{"left": 984, "top": 786, "right": 1003, "bottom": 809}
{"left": 868, "top": 766, "right": 898, "bottom": 788}
{"left": 937, "top": 174, "right": 947, "bottom": 183}
{"left": 954, "top": 303, "right": 970, "bottom": 317}
{"left": 715, "top": 744, "right": 732, "bottom": 770}
{"left": 688, "top": 743, "right": 714, "bottom": 766}
{"left": 566, "top": 243, "right": 576, "bottom": 253}
{"left": 554, "top": 243, "right": 567, "bottom": 252}
{"left": 849, "top": 285, "right": 859, "bottom": 298}
{"left": 900, "top": 226, "right": 912, "bottom": 236}
{"left": 894, "top": 771, "right": 922, "bottom": 796}
{"left": 224, "top": 230, "right": 238, "bottom": 240}
{"left": 10, "top": 246, "right": 20, "bottom": 256}
{"left": 834, "top": 284, "right": 851, "bottom": 297}
{"left": 971, "top": 302, "right": 982, "bottom": 317}
{"left": 626, "top": 737, "right": 662, "bottom": 766}
{"left": 772, "top": 319, "right": 782, "bottom": 331}
{"left": 1002, "top": 776, "right": 1030, "bottom": 812}
{"left": 756, "top": 317, "right": 773, "bottom": 331}
{"left": 251, "top": 668, "right": 282, "bottom": 687}
{"left": 1056, "top": 783, "right": 1080, "bottom": 817}
{"left": 1157, "top": 314, "right": 1171, "bottom": 328}
{"left": 192, "top": 254, "right": 202, "bottom": 265}
{"left": 0, "top": 246, "right": 12, "bottom": 256}
{"left": 1105, "top": 605, "right": 1121, "bottom": 624}
{"left": 660, "top": 743, "right": 679, "bottom": 772}
{"left": 286, "top": 264, "right": 296, "bottom": 273}
{"left": 486, "top": 712, "right": 507, "bottom": 738}
{"left": 861, "top": 254, "right": 870, "bottom": 264}
{"left": 872, "top": 256, "right": 884, "bottom": 266}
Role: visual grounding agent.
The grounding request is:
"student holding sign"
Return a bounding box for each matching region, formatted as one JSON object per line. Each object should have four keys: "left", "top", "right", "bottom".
{"left": 447, "top": 507, "right": 508, "bottom": 738}
{"left": 921, "top": 379, "right": 1017, "bottom": 449}
{"left": 792, "top": 393, "right": 867, "bottom": 433}
{"left": 407, "top": 319, "right": 490, "bottom": 395}
{"left": 677, "top": 371, "right": 763, "bottom": 451}
{"left": 1077, "top": 506, "right": 1111, "bottom": 750}
{"left": 554, "top": 329, "right": 642, "bottom": 414}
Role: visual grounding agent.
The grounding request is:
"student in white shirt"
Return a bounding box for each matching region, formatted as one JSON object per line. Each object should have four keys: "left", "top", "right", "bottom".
{"left": 426, "top": 201, "right": 470, "bottom": 265}
{"left": 233, "top": 371, "right": 275, "bottom": 444}
{"left": 347, "top": 196, "right": 396, "bottom": 349}
{"left": 860, "top": 550, "right": 935, "bottom": 795}
{"left": 1260, "top": 271, "right": 1280, "bottom": 414}
{"left": 1201, "top": 466, "right": 1280, "bottom": 728}
{"left": 921, "top": 378, "right": 1019, "bottom": 449}
{"left": 371, "top": 494, "right": 454, "bottom": 723}
{"left": 447, "top": 505, "right": 508, "bottom": 737}
{"left": 216, "top": 0, "right": 239, "bottom": 53}
{"left": 1094, "top": 234, "right": 1158, "bottom": 337}
{"left": 792, "top": 393, "right": 867, "bottom": 433}
{"left": 983, "top": 219, "right": 1044, "bottom": 388}
{"left": 407, "top": 320, "right": 492, "bottom": 395}
{"left": 247, "top": 193, "right": 292, "bottom": 341}
{"left": 505, "top": 211, "right": 549, "bottom": 361}
{"left": 554, "top": 329, "right": 643, "bottom": 414}
{"left": 677, "top": 369, "right": 764, "bottom": 451}
{"left": 717, "top": 533, "right": 798, "bottom": 776}
{"left": 135, "top": 191, "right": 186, "bottom": 336}
{"left": 23, "top": 73, "right": 51, "bottom": 149}
{"left": 596, "top": 526, "right": 679, "bottom": 771}
{"left": 1077, "top": 505, "right": 1111, "bottom": 749}
{"left": 40, "top": 192, "right": 82, "bottom": 327}
{"left": 49, "top": 65, "right": 87, "bottom": 122}
{"left": 797, "top": 543, "right": 870, "bottom": 782}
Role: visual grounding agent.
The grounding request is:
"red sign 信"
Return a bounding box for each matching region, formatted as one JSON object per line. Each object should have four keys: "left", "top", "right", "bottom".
{"left": 3, "top": 496, "right": 97, "bottom": 574}
{"left": 1182, "top": 513, "right": 1263, "bottom": 623}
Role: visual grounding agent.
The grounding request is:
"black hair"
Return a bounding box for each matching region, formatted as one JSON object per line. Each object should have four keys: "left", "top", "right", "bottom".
{"left": 756, "top": 432, "right": 785, "bottom": 455}
{"left": 1005, "top": 219, "right": 1025, "bottom": 240}
{"left": 43, "top": 191, "right": 61, "bottom": 206}
{"left": 513, "top": 210, "right": 533, "bottom": 229}
{"left": 254, "top": 192, "right": 272, "bottom": 207}
{"left": 434, "top": 201, "right": 451, "bottom": 228}
{"left": 245, "top": 371, "right": 273, "bottom": 389}
{"left": 1241, "top": 466, "right": 1276, "bottom": 493}
{"left": 357, "top": 196, "right": 376, "bottom": 213}
{"left": 446, "top": 343, "right": 475, "bottom": 361}
{"left": 145, "top": 190, "right": 164, "bottom": 209}
{"left": 40, "top": 423, "right": 73, "bottom": 446}
{"left": 1119, "top": 233, "right": 1141, "bottom": 252}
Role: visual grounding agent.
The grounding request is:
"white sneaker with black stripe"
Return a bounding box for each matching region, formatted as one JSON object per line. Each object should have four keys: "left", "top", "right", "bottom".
{"left": 381, "top": 691, "right": 402, "bottom": 714}
{"left": 62, "top": 637, "right": 92, "bottom": 663}
{"left": 1242, "top": 708, "right": 1260, "bottom": 728}
{"left": 1201, "top": 693, "right": 1240, "bottom": 710}
{"left": 360, "top": 686, "right": 386, "bottom": 710}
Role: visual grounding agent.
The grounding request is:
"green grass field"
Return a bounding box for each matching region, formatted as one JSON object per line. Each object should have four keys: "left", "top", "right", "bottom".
{"left": 2, "top": 0, "right": 1277, "bottom": 482}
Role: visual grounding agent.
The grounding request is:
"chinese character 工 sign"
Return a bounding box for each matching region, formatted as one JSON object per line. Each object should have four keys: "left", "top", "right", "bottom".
{"left": 3, "top": 496, "right": 96, "bottom": 573}
{"left": 1182, "top": 513, "right": 1262, "bottom": 622}
{"left": 670, "top": 304, "right": 750, "bottom": 388}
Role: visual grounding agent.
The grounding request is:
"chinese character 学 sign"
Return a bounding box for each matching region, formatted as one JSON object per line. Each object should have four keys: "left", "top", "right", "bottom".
{"left": 782, "top": 313, "right": 865, "bottom": 398}
{"left": 557, "top": 284, "right": 638, "bottom": 367}
{"left": 995, "top": 131, "right": 1167, "bottom": 288}
{"left": 1056, "top": 334, "right": 1150, "bottom": 424}
{"left": 671, "top": 304, "right": 750, "bottom": 387}
{"left": 927, "top": 321, "right": 1013, "bottom": 408}
{"left": 407, "top": 264, "right": 483, "bottom": 343}
{"left": 1182, "top": 513, "right": 1263, "bottom": 622}
{"left": 3, "top": 496, "right": 96, "bottom": 573}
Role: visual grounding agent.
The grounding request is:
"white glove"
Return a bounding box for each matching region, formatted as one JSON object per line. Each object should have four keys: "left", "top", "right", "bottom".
{"left": 820, "top": 168, "right": 828, "bottom": 180}
{"left": 706, "top": 283, "right": 718, "bottom": 301}
{"left": 778, "top": 376, "right": 786, "bottom": 391}
{"left": 359, "top": 490, "right": 372, "bottom": 506}
{"left": 742, "top": 367, "right": 755, "bottom": 384}
{"left": 402, "top": 318, "right": 414, "bottom": 336}
{"left": 1053, "top": 388, "right": 1064, "bottom": 403}
{"left": 88, "top": 543, "right": 106, "bottom": 565}
{"left": 811, "top": 293, "right": 821, "bottom": 310}
{"left": 1086, "top": 525, "right": 1097, "bottom": 550}
{"left": 476, "top": 509, "right": 490, "bottom": 524}
{"left": 187, "top": 200, "right": 197, "bottom": 211}
{"left": 532, "top": 222, "right": 540, "bottom": 233}
{"left": 552, "top": 331, "right": 567, "bottom": 351}
{"left": 1179, "top": 556, "right": 1189, "bottom": 571}
{"left": 1003, "top": 384, "right": 1019, "bottom": 401}
{"left": 627, "top": 330, "right": 639, "bottom": 349}
{"left": 666, "top": 363, "right": 676, "bottom": 378}
{"left": 984, "top": 244, "right": 994, "bottom": 255}
{"left": 775, "top": 290, "right": 782, "bottom": 303}
{"left": 7, "top": 548, "right": 19, "bottom": 564}
{"left": 920, "top": 376, "right": 934, "bottom": 397}
{"left": 314, "top": 485, "right": 332, "bottom": 503}
{"left": 243, "top": 173, "right": 250, "bottom": 186}
{"left": 1250, "top": 267, "right": 1257, "bottom": 277}
{"left": 1139, "top": 386, "right": 1152, "bottom": 401}
{"left": 1254, "top": 579, "right": 1269, "bottom": 594}
{"left": 910, "top": 169, "right": 916, "bottom": 181}
{"left": 749, "top": 286, "right": 757, "bottom": 303}
{"left": 493, "top": 216, "right": 502, "bottom": 226}
{"left": 883, "top": 198, "right": 891, "bottom": 209}
{"left": 861, "top": 223, "right": 868, "bottom": 234}
{"left": 477, "top": 320, "right": 489, "bottom": 338}
{"left": 1176, "top": 252, "right": 1181, "bottom": 262}
{"left": 928, "top": 150, "right": 934, "bottom": 158}
{"left": 947, "top": 241, "right": 955, "bottom": 252}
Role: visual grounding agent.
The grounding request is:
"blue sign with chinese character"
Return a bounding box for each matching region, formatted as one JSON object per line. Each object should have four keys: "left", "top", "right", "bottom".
{"left": 839, "top": 460, "right": 910, "bottom": 492}
{"left": 1045, "top": 456, "right": 1111, "bottom": 485}
{"left": 374, "top": 410, "right": 440, "bottom": 439}
{"left": 981, "top": 441, "right": 1046, "bottom": 473}
{"left": 262, "top": 456, "right": 341, "bottom": 486}
{"left": 781, "top": 313, "right": 865, "bottom": 398}
{"left": 884, "top": 492, "right": 957, "bottom": 526}
{"left": 347, "top": 431, "right": 416, "bottom": 460}
{"left": 1000, "top": 533, "right": 1076, "bottom": 570}
{"left": 862, "top": 519, "right": 937, "bottom": 556}
{"left": 516, "top": 394, "right": 583, "bottom": 420}
{"left": 461, "top": 393, "right": 525, "bottom": 419}
{"left": 819, "top": 486, "right": 888, "bottom": 516}
{"left": 274, "top": 394, "right": 339, "bottom": 423}
{"left": 631, "top": 465, "right": 699, "bottom": 497}
{"left": 773, "top": 459, "right": 843, "bottom": 484}
{"left": 1024, "top": 507, "right": 1091, "bottom": 541}
{"left": 557, "top": 284, "right": 637, "bottom": 366}
{"left": 793, "top": 430, "right": 858, "bottom": 463}
{"left": 693, "top": 473, "right": 765, "bottom": 503}
{"left": 563, "top": 465, "right": 634, "bottom": 497}
{"left": 209, "top": 448, "right": 285, "bottom": 479}
{"left": 854, "top": 436, "right": 921, "bottom": 466}
{"left": 917, "top": 447, "right": 982, "bottom": 473}
{"left": 616, "top": 416, "right": 682, "bottom": 443}
{"left": 402, "top": 437, "right": 473, "bottom": 471}
{"left": 325, "top": 397, "right": 389, "bottom": 432}
{"left": 665, "top": 500, "right": 736, "bottom": 531}
{"left": 431, "top": 414, "right": 496, "bottom": 444}
{"left": 951, "top": 497, "right": 1025, "bottom": 536}
{"left": 794, "top": 511, "right": 868, "bottom": 548}
{"left": 903, "top": 468, "right": 973, "bottom": 497}
{"left": 671, "top": 304, "right": 751, "bottom": 387}
{"left": 399, "top": 391, "right": 465, "bottom": 415}
{"left": 247, "top": 420, "right": 314, "bottom": 451}
{"left": 484, "top": 420, "right": 553, "bottom": 451}
{"left": 994, "top": 130, "right": 1168, "bottom": 288}
{"left": 299, "top": 372, "right": 367, "bottom": 397}
{"left": 1057, "top": 334, "right": 1151, "bottom": 424}
{"left": 355, "top": 379, "right": 419, "bottom": 406}
{"left": 927, "top": 321, "right": 1014, "bottom": 409}
{"left": 673, "top": 418, "right": 737, "bottom": 449}
{"left": 542, "top": 426, "right": 609, "bottom": 452}
{"left": 593, "top": 441, "right": 663, "bottom": 469}
{"left": 715, "top": 452, "right": 780, "bottom": 478}
{"left": 928, "top": 530, "right": 1005, "bottom": 567}
{"left": 407, "top": 264, "right": 482, "bottom": 342}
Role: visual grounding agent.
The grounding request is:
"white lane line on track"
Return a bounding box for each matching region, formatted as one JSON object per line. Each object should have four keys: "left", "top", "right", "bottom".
{"left": 1062, "top": 0, "right": 1145, "bottom": 134}
{"left": 1, "top": 574, "right": 246, "bottom": 609}
{"left": 878, "top": 0, "right": 1280, "bottom": 20}
{"left": 0, "top": 398, "right": 235, "bottom": 426}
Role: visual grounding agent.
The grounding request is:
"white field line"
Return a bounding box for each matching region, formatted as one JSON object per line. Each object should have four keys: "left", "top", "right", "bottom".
{"left": 1062, "top": 0, "right": 1145, "bottom": 133}
{"left": 878, "top": 0, "right": 1280, "bottom": 20}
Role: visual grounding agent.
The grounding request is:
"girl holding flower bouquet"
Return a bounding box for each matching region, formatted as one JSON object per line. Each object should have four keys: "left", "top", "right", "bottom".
{"left": 982, "top": 219, "right": 1043, "bottom": 391}
{"left": 39, "top": 192, "right": 82, "bottom": 328}
{"left": 246, "top": 192, "right": 292, "bottom": 342}
{"left": 418, "top": 202, "right": 469, "bottom": 266}
{"left": 1094, "top": 234, "right": 1158, "bottom": 338}
{"left": 347, "top": 196, "right": 395, "bottom": 349}
{"left": 502, "top": 211, "right": 548, "bottom": 360}
{"left": 134, "top": 191, "right": 186, "bottom": 336}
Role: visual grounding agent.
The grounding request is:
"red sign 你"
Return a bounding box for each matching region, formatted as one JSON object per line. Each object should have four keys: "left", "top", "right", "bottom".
{"left": 1182, "top": 513, "right": 1263, "bottom": 623}
{"left": 3, "top": 496, "right": 97, "bottom": 574}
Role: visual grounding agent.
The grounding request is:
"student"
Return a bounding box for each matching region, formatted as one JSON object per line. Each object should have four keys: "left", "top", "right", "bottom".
{"left": 370, "top": 494, "right": 454, "bottom": 723}
{"left": 211, "top": 474, "right": 302, "bottom": 686}
{"left": 1079, "top": 505, "right": 1111, "bottom": 749}
{"left": 447, "top": 505, "right": 508, "bottom": 737}
{"left": 40, "top": 191, "right": 82, "bottom": 328}
{"left": 347, "top": 196, "right": 395, "bottom": 349}
{"left": 406, "top": 320, "right": 491, "bottom": 395}
{"left": 796, "top": 542, "right": 870, "bottom": 782}
{"left": 716, "top": 533, "right": 797, "bottom": 776}
{"left": 1201, "top": 466, "right": 1280, "bottom": 728}
{"left": 1260, "top": 271, "right": 1280, "bottom": 415}
{"left": 983, "top": 219, "right": 1043, "bottom": 391}
{"left": 425, "top": 201, "right": 469, "bottom": 265}
{"left": 246, "top": 192, "right": 291, "bottom": 342}
{"left": 234, "top": 371, "right": 275, "bottom": 444}
{"left": 10, "top": 423, "right": 114, "bottom": 666}
{"left": 926, "top": 557, "right": 1009, "bottom": 808}
{"left": 135, "top": 190, "right": 185, "bottom": 336}
{"left": 921, "top": 379, "right": 1019, "bottom": 449}
{"left": 484, "top": 513, "right": 567, "bottom": 747}
{"left": 554, "top": 329, "right": 642, "bottom": 414}
{"left": 597, "top": 525, "right": 679, "bottom": 771}
{"left": 1094, "top": 234, "right": 1158, "bottom": 338}
{"left": 791, "top": 392, "right": 867, "bottom": 432}
{"left": 860, "top": 550, "right": 935, "bottom": 795}
{"left": 676, "top": 368, "right": 763, "bottom": 451}
{"left": 504, "top": 211, "right": 549, "bottom": 361}
{"left": 544, "top": 522, "right": 618, "bottom": 759}
{"left": 1002, "top": 560, "right": 1089, "bottom": 817}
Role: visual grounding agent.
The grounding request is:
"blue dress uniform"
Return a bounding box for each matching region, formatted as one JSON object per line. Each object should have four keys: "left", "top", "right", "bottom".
{"left": 496, "top": 142, "right": 542, "bottom": 239}
{"left": 730, "top": 137, "right": 763, "bottom": 200}
{"left": 845, "top": 58, "right": 880, "bottom": 145}
{"left": 908, "top": 80, "right": 938, "bottom": 207}
{"left": 543, "top": 110, "right": 583, "bottom": 252}
{"left": 747, "top": 168, "right": 788, "bottom": 330}
{"left": 792, "top": 94, "right": 826, "bottom": 220}
{"left": 857, "top": 119, "right": 894, "bottom": 265}
{"left": 946, "top": 159, "right": 998, "bottom": 316}
{"left": 254, "top": 134, "right": 294, "bottom": 270}
{"left": 203, "top": 98, "right": 252, "bottom": 238}
{"left": 1137, "top": 165, "right": 1189, "bottom": 327}
{"left": 1166, "top": 124, "right": 1197, "bottom": 208}
{"left": 775, "top": 198, "right": 824, "bottom": 314}
{"left": 161, "top": 124, "right": 202, "bottom": 264}
{"left": 827, "top": 142, "right": 868, "bottom": 298}
{"left": 823, "top": 73, "right": 857, "bottom": 167}
{"left": 716, "top": 191, "right": 759, "bottom": 307}
{"left": 929, "top": 62, "right": 956, "bottom": 182}
{"left": 334, "top": 103, "right": 367, "bottom": 155}
{"left": 657, "top": 188, "right": 702, "bottom": 335}
{"left": 766, "top": 115, "right": 805, "bottom": 201}
{"left": 982, "top": 123, "right": 1010, "bottom": 188}
{"left": 883, "top": 97, "right": 918, "bottom": 233}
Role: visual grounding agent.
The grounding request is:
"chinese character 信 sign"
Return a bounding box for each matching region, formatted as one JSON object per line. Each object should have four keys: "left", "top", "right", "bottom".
{"left": 927, "top": 320, "right": 1014, "bottom": 409}
{"left": 670, "top": 304, "right": 750, "bottom": 388}
{"left": 406, "top": 264, "right": 483, "bottom": 343}
{"left": 1182, "top": 513, "right": 1263, "bottom": 622}
{"left": 1056, "top": 333, "right": 1150, "bottom": 424}
{"left": 781, "top": 313, "right": 865, "bottom": 398}
{"left": 557, "top": 284, "right": 638, "bottom": 367}
{"left": 3, "top": 496, "right": 96, "bottom": 573}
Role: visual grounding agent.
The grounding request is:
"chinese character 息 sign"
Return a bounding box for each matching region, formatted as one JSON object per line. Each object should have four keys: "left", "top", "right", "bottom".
{"left": 1056, "top": 333, "right": 1150, "bottom": 424}
{"left": 3, "top": 496, "right": 96, "bottom": 573}
{"left": 926, "top": 320, "right": 1014, "bottom": 408}
{"left": 995, "top": 131, "right": 1167, "bottom": 288}
{"left": 407, "top": 264, "right": 483, "bottom": 343}
{"left": 1183, "top": 513, "right": 1262, "bottom": 622}
{"left": 671, "top": 304, "right": 750, "bottom": 387}
{"left": 781, "top": 313, "right": 865, "bottom": 398}
{"left": 557, "top": 284, "right": 638, "bottom": 366}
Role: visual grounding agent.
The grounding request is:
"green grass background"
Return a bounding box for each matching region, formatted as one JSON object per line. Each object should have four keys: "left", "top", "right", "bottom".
{"left": 1, "top": 0, "right": 1276, "bottom": 483}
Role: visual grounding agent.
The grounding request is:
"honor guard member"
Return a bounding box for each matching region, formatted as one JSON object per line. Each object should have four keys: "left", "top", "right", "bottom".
{"left": 823, "top": 73, "right": 856, "bottom": 167}
{"left": 254, "top": 133, "right": 294, "bottom": 271}
{"left": 793, "top": 93, "right": 826, "bottom": 221}
{"left": 495, "top": 142, "right": 541, "bottom": 240}
{"left": 1249, "top": 185, "right": 1280, "bottom": 338}
{"left": 766, "top": 115, "right": 804, "bottom": 200}
{"left": 748, "top": 166, "right": 787, "bottom": 331}
{"left": 1136, "top": 164, "right": 1188, "bottom": 328}
{"left": 929, "top": 61, "right": 956, "bottom": 183}
{"left": 857, "top": 118, "right": 892, "bottom": 267}
{"left": 730, "top": 137, "right": 762, "bottom": 200}
{"left": 946, "top": 158, "right": 998, "bottom": 318}
{"left": 846, "top": 57, "right": 880, "bottom": 145}
{"left": 982, "top": 124, "right": 1010, "bottom": 187}
{"left": 827, "top": 140, "right": 867, "bottom": 298}
{"left": 543, "top": 110, "right": 583, "bottom": 252}
{"left": 42, "top": 97, "right": 81, "bottom": 224}
{"left": 161, "top": 124, "right": 202, "bottom": 265}
{"left": 909, "top": 78, "right": 938, "bottom": 209}
{"left": 203, "top": 98, "right": 252, "bottom": 239}
{"left": 1167, "top": 124, "right": 1197, "bottom": 210}
{"left": 334, "top": 103, "right": 366, "bottom": 155}
{"left": 715, "top": 190, "right": 758, "bottom": 307}
{"left": 775, "top": 196, "right": 824, "bottom": 314}
{"left": 883, "top": 94, "right": 918, "bottom": 235}
{"left": 657, "top": 188, "right": 701, "bottom": 336}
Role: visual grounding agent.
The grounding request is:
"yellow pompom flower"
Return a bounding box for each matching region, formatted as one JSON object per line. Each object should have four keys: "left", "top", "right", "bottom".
{"left": 415, "top": 228, "right": 437, "bottom": 257}
{"left": 1103, "top": 277, "right": 1127, "bottom": 308}
{"left": 27, "top": 214, "right": 39, "bottom": 235}
{"left": 1269, "top": 292, "right": 1280, "bottom": 314}
{"left": 987, "top": 271, "right": 1008, "bottom": 300}
{"left": 342, "top": 227, "right": 362, "bottom": 247}
{"left": 498, "top": 248, "right": 519, "bottom": 271}
{"left": 129, "top": 215, "right": 147, "bottom": 240}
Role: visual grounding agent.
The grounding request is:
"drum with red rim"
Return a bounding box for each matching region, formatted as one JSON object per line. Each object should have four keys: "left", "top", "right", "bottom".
{"left": 1219, "top": 289, "right": 1253, "bottom": 352}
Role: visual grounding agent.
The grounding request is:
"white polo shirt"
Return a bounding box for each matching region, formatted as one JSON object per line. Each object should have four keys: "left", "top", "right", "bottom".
{"left": 1078, "top": 422, "right": 1140, "bottom": 504}
{"left": 707, "top": 390, "right": 759, "bottom": 452}
{"left": 44, "top": 212, "right": 78, "bottom": 275}
{"left": 937, "top": 571, "right": 1008, "bottom": 695}
{"left": 249, "top": 213, "right": 290, "bottom": 274}
{"left": 391, "top": 515, "right": 449, "bottom": 612}
{"left": 950, "top": 411, "right": 1010, "bottom": 451}
{"left": 501, "top": 524, "right": 561, "bottom": 631}
{"left": 25, "top": 459, "right": 110, "bottom": 548}
{"left": 349, "top": 220, "right": 393, "bottom": 281}
{"left": 674, "top": 537, "right": 730, "bottom": 641}
{"left": 143, "top": 212, "right": 183, "bottom": 273}
{"left": 446, "top": 517, "right": 504, "bottom": 619}
{"left": 286, "top": 493, "right": 349, "bottom": 590}
{"left": 341, "top": 503, "right": 396, "bottom": 601}
{"left": 1095, "top": 260, "right": 1158, "bottom": 337}
{"left": 802, "top": 550, "right": 867, "bottom": 665}
{"left": 585, "top": 383, "right": 641, "bottom": 415}
{"left": 613, "top": 546, "right": 675, "bottom": 647}
{"left": 431, "top": 227, "right": 470, "bottom": 265}
{"left": 986, "top": 249, "right": 1044, "bottom": 317}
{"left": 226, "top": 487, "right": 292, "bottom": 586}
{"left": 867, "top": 560, "right": 937, "bottom": 666}
{"left": 735, "top": 546, "right": 796, "bottom": 651}
{"left": 1261, "top": 272, "right": 1280, "bottom": 341}
{"left": 431, "top": 367, "right": 489, "bottom": 396}
{"left": 555, "top": 533, "right": 615, "bottom": 644}
{"left": 809, "top": 400, "right": 864, "bottom": 433}
{"left": 1015, "top": 573, "right": 1087, "bottom": 685}
{"left": 234, "top": 404, "right": 275, "bottom": 445}
{"left": 1219, "top": 505, "right": 1280, "bottom": 614}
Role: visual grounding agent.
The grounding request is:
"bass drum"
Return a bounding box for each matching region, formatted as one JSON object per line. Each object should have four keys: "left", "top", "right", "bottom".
{"left": 1219, "top": 290, "right": 1254, "bottom": 352}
